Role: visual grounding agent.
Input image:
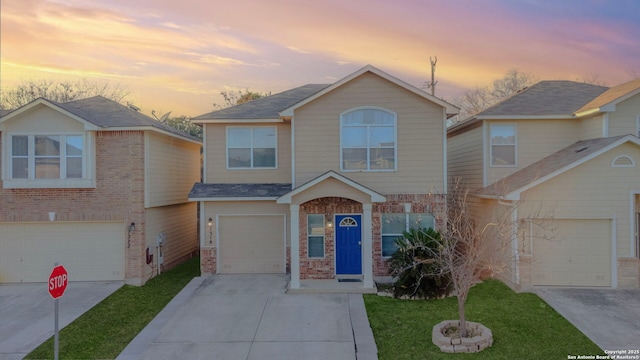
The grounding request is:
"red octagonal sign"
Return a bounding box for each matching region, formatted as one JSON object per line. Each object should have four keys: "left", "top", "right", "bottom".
{"left": 48, "top": 265, "right": 68, "bottom": 299}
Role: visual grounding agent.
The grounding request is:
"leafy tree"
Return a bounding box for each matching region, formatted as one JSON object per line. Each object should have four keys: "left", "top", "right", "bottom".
{"left": 213, "top": 89, "right": 270, "bottom": 109}
{"left": 0, "top": 79, "right": 129, "bottom": 110}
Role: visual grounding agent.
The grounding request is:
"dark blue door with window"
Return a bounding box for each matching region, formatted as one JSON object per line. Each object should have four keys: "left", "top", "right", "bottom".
{"left": 335, "top": 215, "right": 362, "bottom": 275}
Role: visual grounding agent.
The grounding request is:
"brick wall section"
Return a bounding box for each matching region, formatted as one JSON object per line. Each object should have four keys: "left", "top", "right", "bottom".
{"left": 373, "top": 193, "right": 446, "bottom": 276}
{"left": 0, "top": 131, "right": 147, "bottom": 284}
{"left": 201, "top": 248, "right": 216, "bottom": 274}
{"left": 618, "top": 258, "right": 640, "bottom": 288}
{"left": 298, "top": 194, "right": 445, "bottom": 279}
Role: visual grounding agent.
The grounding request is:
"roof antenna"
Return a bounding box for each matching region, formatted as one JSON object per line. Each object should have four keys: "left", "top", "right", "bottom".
{"left": 424, "top": 56, "right": 438, "bottom": 96}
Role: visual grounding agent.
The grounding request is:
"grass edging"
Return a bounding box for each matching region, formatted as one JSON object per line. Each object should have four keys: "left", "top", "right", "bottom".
{"left": 25, "top": 257, "right": 200, "bottom": 360}
{"left": 364, "top": 279, "right": 604, "bottom": 359}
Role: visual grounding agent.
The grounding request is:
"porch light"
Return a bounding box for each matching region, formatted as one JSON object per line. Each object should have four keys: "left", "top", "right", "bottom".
{"left": 326, "top": 219, "right": 333, "bottom": 228}
{"left": 208, "top": 218, "right": 213, "bottom": 227}
{"left": 129, "top": 222, "right": 135, "bottom": 232}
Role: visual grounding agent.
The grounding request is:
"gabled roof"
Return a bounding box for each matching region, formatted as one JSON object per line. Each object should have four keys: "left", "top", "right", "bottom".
{"left": 191, "top": 84, "right": 330, "bottom": 122}
{"left": 279, "top": 65, "right": 459, "bottom": 117}
{"left": 575, "top": 78, "right": 640, "bottom": 116}
{"left": 475, "top": 134, "right": 640, "bottom": 200}
{"left": 0, "top": 96, "right": 201, "bottom": 143}
{"left": 276, "top": 170, "right": 386, "bottom": 204}
{"left": 477, "top": 81, "right": 608, "bottom": 118}
{"left": 188, "top": 183, "right": 292, "bottom": 201}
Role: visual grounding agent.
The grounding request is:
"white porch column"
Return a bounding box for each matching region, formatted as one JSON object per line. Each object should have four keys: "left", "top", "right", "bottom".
{"left": 290, "top": 204, "right": 300, "bottom": 289}
{"left": 363, "top": 203, "right": 374, "bottom": 288}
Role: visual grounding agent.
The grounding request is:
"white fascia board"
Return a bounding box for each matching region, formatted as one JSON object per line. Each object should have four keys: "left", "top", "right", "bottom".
{"left": 280, "top": 65, "right": 459, "bottom": 117}
{"left": 476, "top": 114, "right": 574, "bottom": 120}
{"left": 188, "top": 197, "right": 279, "bottom": 202}
{"left": 0, "top": 98, "right": 101, "bottom": 131}
{"left": 191, "top": 118, "right": 283, "bottom": 124}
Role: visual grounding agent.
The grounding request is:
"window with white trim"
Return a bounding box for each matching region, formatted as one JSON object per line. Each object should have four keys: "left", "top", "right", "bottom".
{"left": 9, "top": 134, "right": 84, "bottom": 180}
{"left": 340, "top": 108, "right": 396, "bottom": 171}
{"left": 611, "top": 155, "right": 635, "bottom": 168}
{"left": 381, "top": 213, "right": 434, "bottom": 257}
{"left": 490, "top": 124, "right": 517, "bottom": 166}
{"left": 307, "top": 214, "right": 325, "bottom": 258}
{"left": 226, "top": 127, "right": 276, "bottom": 169}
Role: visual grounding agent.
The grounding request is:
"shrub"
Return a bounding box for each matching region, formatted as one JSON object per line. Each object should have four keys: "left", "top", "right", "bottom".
{"left": 386, "top": 227, "right": 452, "bottom": 299}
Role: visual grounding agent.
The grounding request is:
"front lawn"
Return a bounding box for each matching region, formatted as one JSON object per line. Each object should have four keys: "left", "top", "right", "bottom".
{"left": 26, "top": 256, "right": 200, "bottom": 360}
{"left": 364, "top": 280, "right": 604, "bottom": 359}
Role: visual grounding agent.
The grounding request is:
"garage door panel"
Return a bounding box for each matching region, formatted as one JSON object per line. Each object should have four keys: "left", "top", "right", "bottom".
{"left": 532, "top": 219, "right": 610, "bottom": 287}
{"left": 0, "top": 222, "right": 124, "bottom": 283}
{"left": 219, "top": 215, "right": 284, "bottom": 274}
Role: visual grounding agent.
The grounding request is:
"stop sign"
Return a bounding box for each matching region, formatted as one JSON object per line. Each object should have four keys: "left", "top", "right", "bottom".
{"left": 48, "top": 265, "right": 68, "bottom": 299}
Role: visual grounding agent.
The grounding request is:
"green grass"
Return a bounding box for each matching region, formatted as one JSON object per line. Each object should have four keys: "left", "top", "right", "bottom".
{"left": 26, "top": 256, "right": 200, "bottom": 360}
{"left": 364, "top": 280, "right": 604, "bottom": 360}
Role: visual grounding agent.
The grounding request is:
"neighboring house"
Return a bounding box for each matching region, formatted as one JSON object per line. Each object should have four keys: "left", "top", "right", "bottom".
{"left": 0, "top": 96, "right": 201, "bottom": 285}
{"left": 189, "top": 65, "right": 459, "bottom": 290}
{"left": 448, "top": 78, "right": 640, "bottom": 290}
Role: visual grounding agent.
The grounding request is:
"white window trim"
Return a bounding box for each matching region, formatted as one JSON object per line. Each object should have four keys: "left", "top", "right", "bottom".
{"left": 489, "top": 123, "right": 518, "bottom": 167}
{"left": 611, "top": 155, "right": 636, "bottom": 168}
{"left": 2, "top": 131, "right": 95, "bottom": 189}
{"left": 225, "top": 126, "right": 278, "bottom": 170}
{"left": 380, "top": 212, "right": 435, "bottom": 258}
{"left": 307, "top": 214, "right": 325, "bottom": 259}
{"left": 339, "top": 107, "right": 397, "bottom": 172}
{"left": 636, "top": 115, "right": 640, "bottom": 138}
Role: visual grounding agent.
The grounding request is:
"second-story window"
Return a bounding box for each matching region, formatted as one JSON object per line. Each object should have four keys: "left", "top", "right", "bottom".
{"left": 10, "top": 134, "right": 84, "bottom": 180}
{"left": 340, "top": 108, "right": 396, "bottom": 171}
{"left": 227, "top": 126, "right": 277, "bottom": 169}
{"left": 490, "top": 123, "right": 517, "bottom": 167}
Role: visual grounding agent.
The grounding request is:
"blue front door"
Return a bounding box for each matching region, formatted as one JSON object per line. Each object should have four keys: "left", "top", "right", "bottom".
{"left": 335, "top": 215, "right": 362, "bottom": 275}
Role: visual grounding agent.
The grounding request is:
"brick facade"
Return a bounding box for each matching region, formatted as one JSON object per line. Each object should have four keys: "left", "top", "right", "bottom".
{"left": 0, "top": 131, "right": 149, "bottom": 284}
{"left": 298, "top": 193, "right": 446, "bottom": 280}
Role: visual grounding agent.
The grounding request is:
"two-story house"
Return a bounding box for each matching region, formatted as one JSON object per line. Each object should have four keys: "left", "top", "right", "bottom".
{"left": 0, "top": 96, "right": 201, "bottom": 285}
{"left": 189, "top": 65, "right": 459, "bottom": 290}
{"left": 448, "top": 78, "right": 640, "bottom": 290}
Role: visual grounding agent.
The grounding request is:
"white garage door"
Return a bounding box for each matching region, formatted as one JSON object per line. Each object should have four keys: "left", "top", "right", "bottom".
{"left": 0, "top": 222, "right": 125, "bottom": 283}
{"left": 532, "top": 219, "right": 611, "bottom": 287}
{"left": 218, "top": 215, "right": 285, "bottom": 274}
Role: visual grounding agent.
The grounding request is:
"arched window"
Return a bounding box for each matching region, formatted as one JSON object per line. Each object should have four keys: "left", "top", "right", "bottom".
{"left": 339, "top": 217, "right": 358, "bottom": 227}
{"left": 611, "top": 155, "right": 635, "bottom": 168}
{"left": 340, "top": 108, "right": 397, "bottom": 171}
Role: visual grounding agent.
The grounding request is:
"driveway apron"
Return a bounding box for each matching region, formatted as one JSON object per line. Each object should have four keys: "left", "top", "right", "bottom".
{"left": 0, "top": 281, "right": 123, "bottom": 360}
{"left": 536, "top": 288, "right": 640, "bottom": 351}
{"left": 118, "top": 275, "right": 375, "bottom": 360}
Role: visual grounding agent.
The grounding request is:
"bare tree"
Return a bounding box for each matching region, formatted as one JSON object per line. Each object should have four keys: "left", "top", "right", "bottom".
{"left": 576, "top": 74, "right": 607, "bottom": 86}
{"left": 0, "top": 79, "right": 130, "bottom": 110}
{"left": 453, "top": 69, "right": 536, "bottom": 122}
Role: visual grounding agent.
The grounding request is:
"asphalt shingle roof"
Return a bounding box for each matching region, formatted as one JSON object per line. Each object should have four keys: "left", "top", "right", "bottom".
{"left": 576, "top": 78, "right": 640, "bottom": 114}
{"left": 475, "top": 135, "right": 630, "bottom": 197}
{"left": 188, "top": 183, "right": 292, "bottom": 199}
{"left": 52, "top": 96, "right": 200, "bottom": 142}
{"left": 191, "top": 84, "right": 330, "bottom": 120}
{"left": 476, "top": 81, "right": 608, "bottom": 117}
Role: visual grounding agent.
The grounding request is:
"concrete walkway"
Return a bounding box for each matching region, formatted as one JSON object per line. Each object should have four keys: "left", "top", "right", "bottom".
{"left": 535, "top": 287, "right": 640, "bottom": 351}
{"left": 0, "top": 281, "right": 123, "bottom": 360}
{"left": 117, "top": 275, "right": 378, "bottom": 360}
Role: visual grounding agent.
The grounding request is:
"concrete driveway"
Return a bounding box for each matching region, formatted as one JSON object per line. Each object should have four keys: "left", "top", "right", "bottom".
{"left": 117, "top": 275, "right": 377, "bottom": 360}
{"left": 535, "top": 287, "right": 640, "bottom": 351}
{"left": 0, "top": 281, "right": 123, "bottom": 360}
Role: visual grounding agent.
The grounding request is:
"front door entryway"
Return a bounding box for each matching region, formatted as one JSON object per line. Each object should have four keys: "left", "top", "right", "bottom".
{"left": 335, "top": 214, "right": 362, "bottom": 275}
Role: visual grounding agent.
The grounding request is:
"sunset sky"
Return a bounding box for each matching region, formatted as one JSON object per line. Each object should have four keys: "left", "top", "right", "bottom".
{"left": 1, "top": 0, "right": 639, "bottom": 117}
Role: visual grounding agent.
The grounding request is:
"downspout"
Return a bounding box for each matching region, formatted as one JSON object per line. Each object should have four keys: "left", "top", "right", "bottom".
{"left": 290, "top": 116, "right": 295, "bottom": 189}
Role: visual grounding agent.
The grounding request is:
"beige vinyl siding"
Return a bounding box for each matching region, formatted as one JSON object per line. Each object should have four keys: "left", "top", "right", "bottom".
{"left": 519, "top": 142, "right": 640, "bottom": 258}
{"left": 146, "top": 132, "right": 201, "bottom": 207}
{"left": 486, "top": 119, "right": 580, "bottom": 187}
{"left": 204, "top": 201, "right": 290, "bottom": 247}
{"left": 579, "top": 114, "right": 605, "bottom": 140}
{"left": 291, "top": 177, "right": 373, "bottom": 205}
{"left": 204, "top": 123, "right": 292, "bottom": 183}
{"left": 145, "top": 202, "right": 198, "bottom": 277}
{"left": 608, "top": 93, "right": 640, "bottom": 137}
{"left": 2, "top": 106, "right": 85, "bottom": 133}
{"left": 447, "top": 124, "right": 483, "bottom": 191}
{"left": 294, "top": 72, "right": 445, "bottom": 194}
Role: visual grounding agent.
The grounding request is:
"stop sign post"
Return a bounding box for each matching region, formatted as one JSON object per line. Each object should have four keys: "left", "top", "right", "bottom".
{"left": 49, "top": 265, "right": 68, "bottom": 299}
{"left": 49, "top": 264, "right": 68, "bottom": 360}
